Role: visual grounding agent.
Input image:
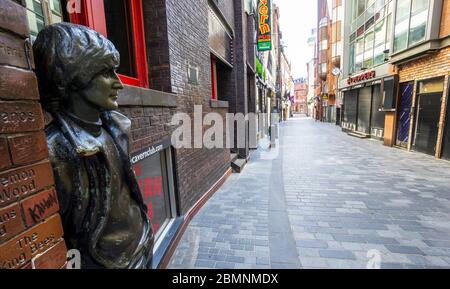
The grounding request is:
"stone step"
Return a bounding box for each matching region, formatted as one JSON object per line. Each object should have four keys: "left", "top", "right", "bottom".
{"left": 230, "top": 153, "right": 238, "bottom": 163}
{"left": 231, "top": 158, "right": 247, "bottom": 174}
{"left": 347, "top": 131, "right": 370, "bottom": 139}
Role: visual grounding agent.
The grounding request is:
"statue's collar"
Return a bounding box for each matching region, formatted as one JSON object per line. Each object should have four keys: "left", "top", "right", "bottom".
{"left": 54, "top": 110, "right": 131, "bottom": 157}
{"left": 64, "top": 111, "right": 103, "bottom": 137}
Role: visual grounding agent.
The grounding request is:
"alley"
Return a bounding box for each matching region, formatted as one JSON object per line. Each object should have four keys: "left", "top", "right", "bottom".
{"left": 169, "top": 116, "right": 450, "bottom": 269}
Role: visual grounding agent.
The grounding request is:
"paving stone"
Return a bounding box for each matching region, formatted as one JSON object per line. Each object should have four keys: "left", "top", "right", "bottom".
{"left": 296, "top": 240, "right": 329, "bottom": 249}
{"left": 215, "top": 262, "right": 236, "bottom": 269}
{"left": 385, "top": 245, "right": 425, "bottom": 255}
{"left": 319, "top": 250, "right": 356, "bottom": 260}
{"left": 300, "top": 257, "right": 329, "bottom": 268}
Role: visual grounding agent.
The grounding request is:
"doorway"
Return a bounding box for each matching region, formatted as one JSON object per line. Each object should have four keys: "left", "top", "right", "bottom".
{"left": 413, "top": 78, "right": 445, "bottom": 156}
{"left": 357, "top": 87, "right": 372, "bottom": 135}
{"left": 413, "top": 93, "right": 442, "bottom": 155}
{"left": 396, "top": 83, "right": 413, "bottom": 148}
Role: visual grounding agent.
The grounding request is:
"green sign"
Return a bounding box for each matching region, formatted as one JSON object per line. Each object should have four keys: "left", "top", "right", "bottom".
{"left": 257, "top": 0, "right": 272, "bottom": 51}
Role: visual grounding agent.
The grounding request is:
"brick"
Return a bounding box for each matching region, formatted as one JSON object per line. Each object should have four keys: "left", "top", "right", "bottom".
{"left": 21, "top": 188, "right": 60, "bottom": 228}
{"left": 0, "top": 0, "right": 30, "bottom": 37}
{"left": 8, "top": 132, "right": 49, "bottom": 166}
{"left": 0, "top": 101, "right": 44, "bottom": 134}
{"left": 0, "top": 137, "right": 11, "bottom": 170}
{"left": 0, "top": 161, "right": 55, "bottom": 208}
{"left": 0, "top": 203, "right": 26, "bottom": 244}
{"left": 0, "top": 66, "right": 39, "bottom": 101}
{"left": 0, "top": 214, "right": 64, "bottom": 269}
{"left": 31, "top": 240, "right": 67, "bottom": 269}
{"left": 0, "top": 31, "right": 32, "bottom": 69}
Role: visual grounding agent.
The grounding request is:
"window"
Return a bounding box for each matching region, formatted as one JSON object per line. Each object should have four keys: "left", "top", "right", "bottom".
{"left": 133, "top": 146, "right": 177, "bottom": 242}
{"left": 26, "top": 0, "right": 63, "bottom": 40}
{"left": 393, "top": 0, "right": 430, "bottom": 53}
{"left": 211, "top": 55, "right": 218, "bottom": 100}
{"left": 69, "top": 0, "right": 149, "bottom": 87}
{"left": 348, "top": 0, "right": 393, "bottom": 74}
{"left": 27, "top": 0, "right": 149, "bottom": 88}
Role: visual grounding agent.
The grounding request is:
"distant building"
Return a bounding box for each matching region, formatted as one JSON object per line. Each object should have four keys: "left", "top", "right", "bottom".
{"left": 294, "top": 78, "right": 309, "bottom": 115}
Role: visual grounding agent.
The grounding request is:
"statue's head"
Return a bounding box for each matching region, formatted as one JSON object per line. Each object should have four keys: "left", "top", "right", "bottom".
{"left": 33, "top": 22, "right": 123, "bottom": 113}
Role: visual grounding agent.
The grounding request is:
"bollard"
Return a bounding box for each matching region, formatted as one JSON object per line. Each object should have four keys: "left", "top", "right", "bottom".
{"left": 270, "top": 124, "right": 276, "bottom": 148}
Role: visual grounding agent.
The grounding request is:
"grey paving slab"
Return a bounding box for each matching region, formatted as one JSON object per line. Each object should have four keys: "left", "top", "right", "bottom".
{"left": 169, "top": 117, "right": 450, "bottom": 269}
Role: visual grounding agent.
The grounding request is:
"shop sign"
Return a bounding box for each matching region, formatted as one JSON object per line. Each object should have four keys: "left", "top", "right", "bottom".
{"left": 257, "top": 0, "right": 272, "bottom": 51}
{"left": 347, "top": 71, "right": 376, "bottom": 85}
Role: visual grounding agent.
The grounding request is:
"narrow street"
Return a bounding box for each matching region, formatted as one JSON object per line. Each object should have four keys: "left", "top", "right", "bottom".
{"left": 169, "top": 115, "right": 450, "bottom": 269}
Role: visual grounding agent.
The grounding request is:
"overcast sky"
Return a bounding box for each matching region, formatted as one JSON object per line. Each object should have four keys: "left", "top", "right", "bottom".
{"left": 274, "top": 0, "right": 318, "bottom": 79}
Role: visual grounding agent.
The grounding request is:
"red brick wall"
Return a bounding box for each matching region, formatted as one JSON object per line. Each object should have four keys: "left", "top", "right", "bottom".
{"left": 0, "top": 0, "right": 67, "bottom": 269}
{"left": 398, "top": 47, "right": 450, "bottom": 82}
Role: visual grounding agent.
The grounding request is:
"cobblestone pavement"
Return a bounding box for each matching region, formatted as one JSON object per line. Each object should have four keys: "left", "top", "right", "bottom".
{"left": 168, "top": 116, "right": 450, "bottom": 269}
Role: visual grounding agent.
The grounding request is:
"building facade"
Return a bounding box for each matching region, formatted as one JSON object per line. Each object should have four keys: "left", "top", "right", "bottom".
{"left": 294, "top": 78, "right": 309, "bottom": 115}
{"left": 338, "top": 0, "right": 450, "bottom": 160}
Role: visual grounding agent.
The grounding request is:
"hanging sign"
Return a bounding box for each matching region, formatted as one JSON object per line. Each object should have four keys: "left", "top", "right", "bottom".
{"left": 257, "top": 0, "right": 272, "bottom": 51}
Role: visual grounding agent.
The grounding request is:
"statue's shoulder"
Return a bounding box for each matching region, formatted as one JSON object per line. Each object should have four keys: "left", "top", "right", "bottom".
{"left": 45, "top": 122, "right": 78, "bottom": 162}
{"left": 105, "top": 110, "right": 132, "bottom": 136}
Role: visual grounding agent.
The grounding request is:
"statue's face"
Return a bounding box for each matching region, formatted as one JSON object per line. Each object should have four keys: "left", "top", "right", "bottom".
{"left": 79, "top": 68, "right": 124, "bottom": 111}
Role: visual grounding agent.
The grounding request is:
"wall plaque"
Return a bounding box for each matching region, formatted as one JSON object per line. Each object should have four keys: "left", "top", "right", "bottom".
{"left": 0, "top": 101, "right": 44, "bottom": 134}
{"left": 0, "top": 31, "right": 30, "bottom": 69}
{"left": 31, "top": 240, "right": 67, "bottom": 269}
{"left": 0, "top": 161, "right": 55, "bottom": 208}
{"left": 0, "top": 0, "right": 29, "bottom": 37}
{"left": 8, "top": 132, "right": 49, "bottom": 166}
{"left": 0, "top": 66, "right": 39, "bottom": 101}
{"left": 0, "top": 214, "right": 64, "bottom": 269}
{"left": 0, "top": 203, "right": 26, "bottom": 244}
{"left": 0, "top": 138, "right": 11, "bottom": 170}
{"left": 21, "top": 188, "right": 60, "bottom": 227}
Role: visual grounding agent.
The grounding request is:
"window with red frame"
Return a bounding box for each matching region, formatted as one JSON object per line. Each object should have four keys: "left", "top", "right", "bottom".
{"left": 210, "top": 54, "right": 218, "bottom": 100}
{"left": 25, "top": 0, "right": 149, "bottom": 88}
{"left": 67, "top": 0, "right": 149, "bottom": 88}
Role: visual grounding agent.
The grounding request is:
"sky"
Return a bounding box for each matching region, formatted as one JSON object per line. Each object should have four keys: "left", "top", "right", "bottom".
{"left": 273, "top": 0, "right": 318, "bottom": 79}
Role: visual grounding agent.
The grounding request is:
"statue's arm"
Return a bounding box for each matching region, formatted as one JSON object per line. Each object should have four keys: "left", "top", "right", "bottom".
{"left": 46, "top": 127, "right": 78, "bottom": 218}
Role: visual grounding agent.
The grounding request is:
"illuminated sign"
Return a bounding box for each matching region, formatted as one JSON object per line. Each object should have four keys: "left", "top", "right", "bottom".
{"left": 131, "top": 139, "right": 171, "bottom": 235}
{"left": 347, "top": 71, "right": 376, "bottom": 85}
{"left": 257, "top": 0, "right": 272, "bottom": 51}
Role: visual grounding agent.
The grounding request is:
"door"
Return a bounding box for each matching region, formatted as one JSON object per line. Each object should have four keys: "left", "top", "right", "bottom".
{"left": 357, "top": 87, "right": 372, "bottom": 135}
{"left": 413, "top": 93, "right": 442, "bottom": 155}
{"left": 396, "top": 83, "right": 413, "bottom": 147}
{"left": 371, "top": 84, "right": 385, "bottom": 134}
{"left": 344, "top": 90, "right": 357, "bottom": 129}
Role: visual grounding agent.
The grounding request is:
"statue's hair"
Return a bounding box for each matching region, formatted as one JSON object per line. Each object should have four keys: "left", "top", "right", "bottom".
{"left": 33, "top": 22, "right": 120, "bottom": 112}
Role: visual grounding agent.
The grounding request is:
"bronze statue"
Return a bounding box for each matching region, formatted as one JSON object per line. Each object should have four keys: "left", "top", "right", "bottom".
{"left": 33, "top": 23, "right": 154, "bottom": 269}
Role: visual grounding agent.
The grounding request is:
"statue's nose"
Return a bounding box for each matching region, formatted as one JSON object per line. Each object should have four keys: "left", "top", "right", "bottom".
{"left": 112, "top": 72, "right": 124, "bottom": 90}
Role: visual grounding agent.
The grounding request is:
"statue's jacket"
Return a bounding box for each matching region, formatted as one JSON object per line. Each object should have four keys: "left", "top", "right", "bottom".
{"left": 45, "top": 110, "right": 154, "bottom": 269}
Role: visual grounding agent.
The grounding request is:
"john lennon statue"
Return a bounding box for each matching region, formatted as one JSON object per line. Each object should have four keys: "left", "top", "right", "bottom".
{"left": 33, "top": 23, "right": 154, "bottom": 269}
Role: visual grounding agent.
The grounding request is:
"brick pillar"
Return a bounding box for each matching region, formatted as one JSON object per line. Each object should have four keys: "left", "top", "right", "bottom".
{"left": 0, "top": 0, "right": 67, "bottom": 269}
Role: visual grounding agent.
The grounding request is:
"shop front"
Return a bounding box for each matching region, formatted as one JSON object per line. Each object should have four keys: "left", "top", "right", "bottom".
{"left": 340, "top": 66, "right": 395, "bottom": 140}
{"left": 130, "top": 139, "right": 181, "bottom": 268}
{"left": 395, "top": 46, "right": 450, "bottom": 159}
